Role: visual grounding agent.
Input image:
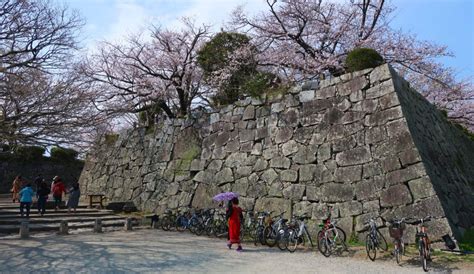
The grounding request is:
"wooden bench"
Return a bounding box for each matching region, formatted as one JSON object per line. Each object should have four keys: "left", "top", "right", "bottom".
{"left": 88, "top": 194, "right": 106, "bottom": 209}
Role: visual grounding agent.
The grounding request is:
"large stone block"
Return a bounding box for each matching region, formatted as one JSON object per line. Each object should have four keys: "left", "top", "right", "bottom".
{"left": 254, "top": 197, "right": 292, "bottom": 218}
{"left": 335, "top": 146, "right": 371, "bottom": 166}
{"left": 253, "top": 158, "right": 268, "bottom": 172}
{"left": 191, "top": 183, "right": 219, "bottom": 209}
{"left": 355, "top": 176, "right": 384, "bottom": 200}
{"left": 261, "top": 168, "right": 279, "bottom": 184}
{"left": 282, "top": 184, "right": 305, "bottom": 200}
{"left": 281, "top": 140, "right": 299, "bottom": 156}
{"left": 299, "top": 164, "right": 316, "bottom": 182}
{"left": 193, "top": 170, "right": 214, "bottom": 183}
{"left": 293, "top": 201, "right": 313, "bottom": 217}
{"left": 225, "top": 152, "right": 248, "bottom": 168}
{"left": 337, "top": 200, "right": 363, "bottom": 217}
{"left": 242, "top": 105, "right": 255, "bottom": 120}
{"left": 270, "top": 156, "right": 291, "bottom": 169}
{"left": 319, "top": 183, "right": 354, "bottom": 202}
{"left": 280, "top": 170, "right": 298, "bottom": 182}
{"left": 215, "top": 168, "right": 234, "bottom": 185}
{"left": 334, "top": 165, "right": 362, "bottom": 183}
{"left": 293, "top": 145, "right": 318, "bottom": 164}
{"left": 386, "top": 163, "right": 426, "bottom": 185}
{"left": 275, "top": 128, "right": 293, "bottom": 144}
{"left": 380, "top": 184, "right": 412, "bottom": 208}
{"left": 407, "top": 176, "right": 436, "bottom": 201}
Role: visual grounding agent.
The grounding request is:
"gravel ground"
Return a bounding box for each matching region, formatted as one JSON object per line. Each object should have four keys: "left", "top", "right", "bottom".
{"left": 0, "top": 229, "right": 472, "bottom": 273}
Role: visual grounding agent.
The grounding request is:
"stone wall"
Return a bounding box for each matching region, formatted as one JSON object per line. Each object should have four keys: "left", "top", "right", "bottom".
{"left": 0, "top": 157, "right": 84, "bottom": 193}
{"left": 78, "top": 64, "right": 474, "bottom": 241}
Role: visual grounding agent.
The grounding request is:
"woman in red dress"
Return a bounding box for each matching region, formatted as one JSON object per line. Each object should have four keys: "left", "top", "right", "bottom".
{"left": 226, "top": 197, "right": 243, "bottom": 251}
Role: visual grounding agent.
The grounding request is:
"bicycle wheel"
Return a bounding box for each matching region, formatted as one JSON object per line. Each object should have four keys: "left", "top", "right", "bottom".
{"left": 161, "top": 216, "right": 171, "bottom": 231}
{"left": 264, "top": 226, "right": 277, "bottom": 247}
{"left": 277, "top": 229, "right": 290, "bottom": 251}
{"left": 254, "top": 225, "right": 264, "bottom": 246}
{"left": 376, "top": 230, "right": 388, "bottom": 251}
{"left": 420, "top": 240, "right": 428, "bottom": 272}
{"left": 366, "top": 234, "right": 376, "bottom": 261}
{"left": 317, "top": 231, "right": 330, "bottom": 257}
{"left": 205, "top": 219, "right": 213, "bottom": 237}
{"left": 287, "top": 229, "right": 299, "bottom": 253}
{"left": 395, "top": 241, "right": 401, "bottom": 265}
{"left": 335, "top": 226, "right": 347, "bottom": 243}
{"left": 176, "top": 216, "right": 187, "bottom": 232}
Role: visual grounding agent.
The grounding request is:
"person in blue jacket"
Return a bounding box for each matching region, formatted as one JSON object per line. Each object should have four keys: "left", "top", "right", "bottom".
{"left": 19, "top": 183, "right": 34, "bottom": 217}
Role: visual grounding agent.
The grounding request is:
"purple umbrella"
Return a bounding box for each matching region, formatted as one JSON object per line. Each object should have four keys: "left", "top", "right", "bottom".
{"left": 212, "top": 192, "right": 239, "bottom": 202}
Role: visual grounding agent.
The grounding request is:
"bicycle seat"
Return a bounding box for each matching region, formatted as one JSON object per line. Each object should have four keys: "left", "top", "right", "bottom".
{"left": 281, "top": 219, "right": 288, "bottom": 223}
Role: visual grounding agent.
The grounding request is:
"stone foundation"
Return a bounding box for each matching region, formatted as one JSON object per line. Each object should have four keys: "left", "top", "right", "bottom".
{"left": 79, "top": 64, "right": 474, "bottom": 242}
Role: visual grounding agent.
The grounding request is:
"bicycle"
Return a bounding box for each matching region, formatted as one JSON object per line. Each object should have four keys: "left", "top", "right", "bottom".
{"left": 287, "top": 215, "right": 314, "bottom": 253}
{"left": 263, "top": 211, "right": 289, "bottom": 249}
{"left": 176, "top": 208, "right": 203, "bottom": 235}
{"left": 240, "top": 211, "right": 257, "bottom": 242}
{"left": 160, "top": 210, "right": 176, "bottom": 231}
{"left": 409, "top": 216, "right": 432, "bottom": 272}
{"left": 386, "top": 217, "right": 407, "bottom": 264}
{"left": 212, "top": 212, "right": 228, "bottom": 238}
{"left": 317, "top": 218, "right": 347, "bottom": 257}
{"left": 254, "top": 211, "right": 272, "bottom": 246}
{"left": 364, "top": 217, "right": 388, "bottom": 261}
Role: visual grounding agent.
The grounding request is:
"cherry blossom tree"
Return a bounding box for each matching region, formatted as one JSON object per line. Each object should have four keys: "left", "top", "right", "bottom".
{"left": 230, "top": 0, "right": 473, "bottom": 130}
{"left": 0, "top": 0, "right": 108, "bottom": 147}
{"left": 81, "top": 19, "right": 211, "bottom": 118}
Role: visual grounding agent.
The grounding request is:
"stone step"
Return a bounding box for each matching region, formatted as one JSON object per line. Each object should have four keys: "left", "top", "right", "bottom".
{"left": 0, "top": 208, "right": 111, "bottom": 215}
{"left": 0, "top": 204, "right": 89, "bottom": 210}
{"left": 0, "top": 215, "right": 124, "bottom": 225}
{"left": 0, "top": 219, "right": 139, "bottom": 234}
{"left": 0, "top": 211, "right": 114, "bottom": 219}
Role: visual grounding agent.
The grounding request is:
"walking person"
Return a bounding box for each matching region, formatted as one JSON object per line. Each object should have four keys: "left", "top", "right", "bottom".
{"left": 36, "top": 181, "right": 50, "bottom": 216}
{"left": 19, "top": 183, "right": 34, "bottom": 217}
{"left": 34, "top": 174, "right": 44, "bottom": 197}
{"left": 226, "top": 197, "right": 243, "bottom": 252}
{"left": 11, "top": 175, "right": 23, "bottom": 203}
{"left": 66, "top": 182, "right": 81, "bottom": 214}
{"left": 51, "top": 176, "right": 66, "bottom": 211}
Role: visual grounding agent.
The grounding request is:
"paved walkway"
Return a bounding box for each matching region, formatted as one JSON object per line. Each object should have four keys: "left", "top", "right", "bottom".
{"left": 0, "top": 229, "right": 471, "bottom": 273}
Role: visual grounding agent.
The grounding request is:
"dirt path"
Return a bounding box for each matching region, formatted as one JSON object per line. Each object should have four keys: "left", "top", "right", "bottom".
{"left": 0, "top": 229, "right": 471, "bottom": 273}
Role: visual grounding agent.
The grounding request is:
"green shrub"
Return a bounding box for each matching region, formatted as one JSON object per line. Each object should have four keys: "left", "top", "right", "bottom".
{"left": 197, "top": 32, "right": 254, "bottom": 76}
{"left": 50, "top": 146, "right": 79, "bottom": 161}
{"left": 460, "top": 228, "right": 474, "bottom": 251}
{"left": 346, "top": 48, "right": 384, "bottom": 72}
{"left": 14, "top": 146, "right": 45, "bottom": 160}
{"left": 198, "top": 32, "right": 258, "bottom": 105}
{"left": 242, "top": 72, "right": 280, "bottom": 99}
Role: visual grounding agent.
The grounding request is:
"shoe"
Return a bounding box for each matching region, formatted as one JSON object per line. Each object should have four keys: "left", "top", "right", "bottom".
{"left": 236, "top": 246, "right": 243, "bottom": 252}
{"left": 227, "top": 243, "right": 232, "bottom": 249}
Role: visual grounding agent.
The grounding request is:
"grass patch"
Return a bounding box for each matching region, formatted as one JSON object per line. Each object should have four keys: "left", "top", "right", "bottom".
{"left": 173, "top": 145, "right": 200, "bottom": 176}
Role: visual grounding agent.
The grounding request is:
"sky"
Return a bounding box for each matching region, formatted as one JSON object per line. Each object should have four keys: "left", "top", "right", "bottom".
{"left": 66, "top": 0, "right": 474, "bottom": 80}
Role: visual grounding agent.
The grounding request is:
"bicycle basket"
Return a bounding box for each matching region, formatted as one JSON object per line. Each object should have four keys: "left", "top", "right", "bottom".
{"left": 388, "top": 223, "right": 406, "bottom": 239}
{"left": 264, "top": 216, "right": 272, "bottom": 225}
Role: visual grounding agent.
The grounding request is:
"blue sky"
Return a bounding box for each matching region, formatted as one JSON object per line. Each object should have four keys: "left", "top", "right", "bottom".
{"left": 67, "top": 0, "right": 473, "bottom": 80}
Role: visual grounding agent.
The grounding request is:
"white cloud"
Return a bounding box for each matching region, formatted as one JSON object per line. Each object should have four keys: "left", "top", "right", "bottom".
{"left": 105, "top": 0, "right": 152, "bottom": 42}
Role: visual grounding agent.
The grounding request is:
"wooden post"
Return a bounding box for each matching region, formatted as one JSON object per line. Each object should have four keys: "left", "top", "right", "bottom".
{"left": 58, "top": 220, "right": 69, "bottom": 235}
{"left": 94, "top": 219, "right": 102, "bottom": 233}
{"left": 124, "top": 218, "right": 133, "bottom": 231}
{"left": 19, "top": 221, "right": 29, "bottom": 239}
